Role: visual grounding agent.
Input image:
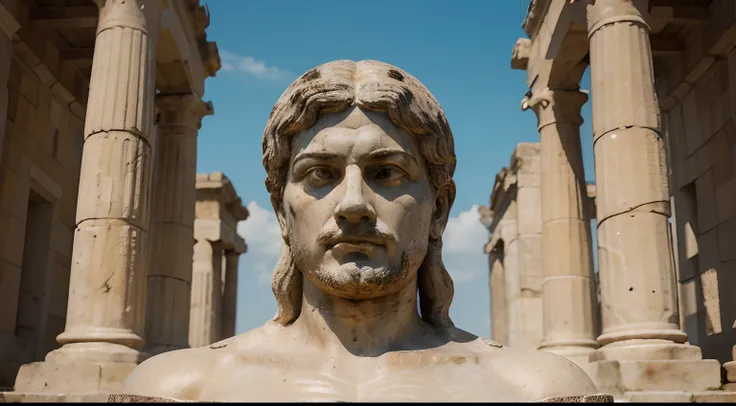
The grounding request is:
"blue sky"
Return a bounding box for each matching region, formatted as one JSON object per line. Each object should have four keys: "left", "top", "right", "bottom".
{"left": 195, "top": 0, "right": 596, "bottom": 338}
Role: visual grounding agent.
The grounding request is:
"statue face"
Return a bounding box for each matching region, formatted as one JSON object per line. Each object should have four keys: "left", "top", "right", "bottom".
{"left": 282, "top": 106, "right": 436, "bottom": 300}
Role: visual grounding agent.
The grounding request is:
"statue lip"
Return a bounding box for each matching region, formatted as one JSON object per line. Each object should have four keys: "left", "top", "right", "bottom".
{"left": 323, "top": 234, "right": 388, "bottom": 250}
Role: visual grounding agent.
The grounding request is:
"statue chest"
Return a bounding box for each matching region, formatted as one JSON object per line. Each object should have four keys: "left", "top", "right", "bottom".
{"left": 196, "top": 354, "right": 523, "bottom": 402}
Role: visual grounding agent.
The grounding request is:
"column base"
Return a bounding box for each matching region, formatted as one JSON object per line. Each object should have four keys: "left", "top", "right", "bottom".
{"left": 590, "top": 339, "right": 704, "bottom": 362}
{"left": 12, "top": 359, "right": 138, "bottom": 394}
{"left": 45, "top": 342, "right": 148, "bottom": 364}
{"left": 584, "top": 359, "right": 722, "bottom": 397}
{"left": 0, "top": 392, "right": 110, "bottom": 403}
{"left": 724, "top": 360, "right": 736, "bottom": 384}
{"left": 624, "top": 391, "right": 736, "bottom": 403}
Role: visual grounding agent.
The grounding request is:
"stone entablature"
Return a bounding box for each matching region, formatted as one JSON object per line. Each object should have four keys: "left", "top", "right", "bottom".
{"left": 191, "top": 172, "right": 248, "bottom": 349}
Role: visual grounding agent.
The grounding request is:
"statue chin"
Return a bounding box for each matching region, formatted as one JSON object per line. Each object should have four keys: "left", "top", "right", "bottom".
{"left": 305, "top": 262, "right": 412, "bottom": 301}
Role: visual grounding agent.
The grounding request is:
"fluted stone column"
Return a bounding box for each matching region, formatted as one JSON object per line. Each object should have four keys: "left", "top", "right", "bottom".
{"left": 189, "top": 239, "right": 223, "bottom": 348}
{"left": 220, "top": 251, "right": 240, "bottom": 339}
{"left": 525, "top": 89, "right": 598, "bottom": 365}
{"left": 52, "top": 0, "right": 161, "bottom": 362}
{"left": 585, "top": 0, "right": 721, "bottom": 396}
{"left": 144, "top": 95, "right": 212, "bottom": 355}
{"left": 0, "top": 3, "right": 18, "bottom": 168}
{"left": 13, "top": 0, "right": 163, "bottom": 394}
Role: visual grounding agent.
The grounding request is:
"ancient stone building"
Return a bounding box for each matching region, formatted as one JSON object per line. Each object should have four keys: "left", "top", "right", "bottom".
{"left": 482, "top": 0, "right": 736, "bottom": 401}
{"left": 0, "top": 0, "right": 248, "bottom": 400}
{"left": 480, "top": 143, "right": 545, "bottom": 352}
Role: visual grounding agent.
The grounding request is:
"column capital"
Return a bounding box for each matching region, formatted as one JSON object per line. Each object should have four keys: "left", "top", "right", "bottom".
{"left": 522, "top": 88, "right": 589, "bottom": 130}
{"left": 156, "top": 94, "right": 214, "bottom": 130}
{"left": 587, "top": 0, "right": 649, "bottom": 38}
{"left": 96, "top": 0, "right": 167, "bottom": 34}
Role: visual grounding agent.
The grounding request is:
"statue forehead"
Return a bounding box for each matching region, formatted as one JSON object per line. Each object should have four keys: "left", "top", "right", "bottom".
{"left": 290, "top": 107, "right": 420, "bottom": 159}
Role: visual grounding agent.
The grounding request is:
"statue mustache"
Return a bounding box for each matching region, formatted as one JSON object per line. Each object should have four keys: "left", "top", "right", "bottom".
{"left": 316, "top": 226, "right": 397, "bottom": 247}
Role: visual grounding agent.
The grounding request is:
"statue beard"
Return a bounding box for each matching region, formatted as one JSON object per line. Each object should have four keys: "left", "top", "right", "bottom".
{"left": 293, "top": 242, "right": 427, "bottom": 302}
{"left": 271, "top": 238, "right": 454, "bottom": 329}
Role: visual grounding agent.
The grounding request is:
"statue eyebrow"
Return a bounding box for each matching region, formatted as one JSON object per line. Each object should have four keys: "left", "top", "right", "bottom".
{"left": 365, "top": 149, "right": 419, "bottom": 168}
{"left": 292, "top": 151, "right": 340, "bottom": 165}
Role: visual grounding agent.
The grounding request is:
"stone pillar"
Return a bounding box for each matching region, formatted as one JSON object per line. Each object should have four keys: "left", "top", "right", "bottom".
{"left": 220, "top": 251, "right": 240, "bottom": 340}
{"left": 584, "top": 0, "right": 721, "bottom": 396}
{"left": 13, "top": 0, "right": 163, "bottom": 394}
{"left": 189, "top": 239, "right": 223, "bottom": 348}
{"left": 144, "top": 95, "right": 212, "bottom": 355}
{"left": 488, "top": 251, "right": 508, "bottom": 346}
{"left": 525, "top": 89, "right": 598, "bottom": 365}
{"left": 0, "top": 3, "right": 18, "bottom": 167}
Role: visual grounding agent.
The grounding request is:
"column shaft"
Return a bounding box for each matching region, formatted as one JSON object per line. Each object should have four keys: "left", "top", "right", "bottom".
{"left": 189, "top": 239, "right": 223, "bottom": 347}
{"left": 587, "top": 0, "right": 686, "bottom": 346}
{"left": 528, "top": 89, "right": 599, "bottom": 362}
{"left": 0, "top": 7, "right": 16, "bottom": 168}
{"left": 144, "top": 95, "right": 211, "bottom": 355}
{"left": 51, "top": 0, "right": 160, "bottom": 363}
{"left": 220, "top": 252, "right": 239, "bottom": 340}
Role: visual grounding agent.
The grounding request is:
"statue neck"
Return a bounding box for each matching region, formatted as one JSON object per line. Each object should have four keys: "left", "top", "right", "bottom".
{"left": 292, "top": 275, "right": 428, "bottom": 357}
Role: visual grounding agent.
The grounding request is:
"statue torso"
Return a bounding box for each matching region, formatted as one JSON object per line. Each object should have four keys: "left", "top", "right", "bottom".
{"left": 122, "top": 325, "right": 605, "bottom": 402}
{"left": 196, "top": 346, "right": 523, "bottom": 402}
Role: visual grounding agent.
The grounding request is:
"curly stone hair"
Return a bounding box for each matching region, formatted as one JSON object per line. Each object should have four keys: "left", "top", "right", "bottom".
{"left": 262, "top": 60, "right": 457, "bottom": 328}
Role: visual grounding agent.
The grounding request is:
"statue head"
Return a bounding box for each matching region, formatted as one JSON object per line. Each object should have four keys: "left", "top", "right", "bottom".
{"left": 262, "top": 60, "right": 456, "bottom": 328}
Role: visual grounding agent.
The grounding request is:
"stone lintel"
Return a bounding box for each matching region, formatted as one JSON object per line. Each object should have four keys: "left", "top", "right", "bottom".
{"left": 196, "top": 172, "right": 250, "bottom": 222}
{"left": 194, "top": 218, "right": 246, "bottom": 254}
{"left": 522, "top": 0, "right": 552, "bottom": 39}
{"left": 0, "top": 3, "right": 20, "bottom": 39}
{"left": 511, "top": 38, "right": 531, "bottom": 71}
{"left": 158, "top": 0, "right": 221, "bottom": 97}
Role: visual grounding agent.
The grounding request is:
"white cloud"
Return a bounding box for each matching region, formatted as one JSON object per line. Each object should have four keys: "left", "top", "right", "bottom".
{"left": 219, "top": 50, "right": 294, "bottom": 81}
{"left": 441, "top": 205, "right": 489, "bottom": 283}
{"left": 237, "top": 201, "right": 284, "bottom": 284}
{"left": 443, "top": 205, "right": 490, "bottom": 254}
{"left": 236, "top": 202, "right": 489, "bottom": 285}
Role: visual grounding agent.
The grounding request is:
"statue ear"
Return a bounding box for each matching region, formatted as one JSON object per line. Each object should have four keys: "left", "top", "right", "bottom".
{"left": 430, "top": 181, "right": 455, "bottom": 240}
{"left": 276, "top": 203, "right": 290, "bottom": 245}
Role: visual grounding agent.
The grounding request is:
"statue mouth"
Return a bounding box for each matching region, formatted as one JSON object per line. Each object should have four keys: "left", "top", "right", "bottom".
{"left": 325, "top": 235, "right": 387, "bottom": 250}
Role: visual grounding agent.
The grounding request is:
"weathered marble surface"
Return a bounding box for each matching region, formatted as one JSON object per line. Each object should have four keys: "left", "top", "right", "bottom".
{"left": 104, "top": 393, "right": 614, "bottom": 403}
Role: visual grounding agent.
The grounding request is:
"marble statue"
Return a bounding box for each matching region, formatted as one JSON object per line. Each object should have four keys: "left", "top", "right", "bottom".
{"left": 116, "top": 60, "right": 612, "bottom": 402}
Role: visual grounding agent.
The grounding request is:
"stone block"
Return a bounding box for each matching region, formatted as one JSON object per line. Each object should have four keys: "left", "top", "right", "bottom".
{"left": 591, "top": 341, "right": 704, "bottom": 362}
{"left": 13, "top": 360, "right": 138, "bottom": 395}
{"left": 3, "top": 215, "right": 25, "bottom": 268}
{"left": 18, "top": 76, "right": 38, "bottom": 108}
{"left": 0, "top": 263, "right": 21, "bottom": 333}
{"left": 516, "top": 186, "right": 541, "bottom": 235}
{"left": 0, "top": 392, "right": 110, "bottom": 402}
{"left": 679, "top": 278, "right": 705, "bottom": 347}
{"left": 99, "top": 362, "right": 137, "bottom": 393}
{"left": 717, "top": 217, "right": 736, "bottom": 262}
{"left": 1, "top": 170, "right": 28, "bottom": 221}
{"left": 624, "top": 391, "right": 693, "bottom": 402}
{"left": 699, "top": 269, "right": 722, "bottom": 335}
{"left": 587, "top": 359, "right": 722, "bottom": 395}
{"left": 691, "top": 391, "right": 736, "bottom": 402}
{"left": 697, "top": 229, "right": 720, "bottom": 275}
{"left": 696, "top": 171, "right": 719, "bottom": 233}
{"left": 715, "top": 177, "right": 736, "bottom": 224}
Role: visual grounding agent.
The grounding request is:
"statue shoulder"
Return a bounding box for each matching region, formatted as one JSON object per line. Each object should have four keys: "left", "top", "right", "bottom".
{"left": 482, "top": 345, "right": 599, "bottom": 401}
{"left": 121, "top": 345, "right": 221, "bottom": 400}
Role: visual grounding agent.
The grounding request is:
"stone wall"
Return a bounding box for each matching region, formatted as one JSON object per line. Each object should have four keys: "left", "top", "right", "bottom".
{"left": 483, "top": 143, "right": 544, "bottom": 350}
{"left": 0, "top": 58, "right": 84, "bottom": 388}
{"left": 661, "top": 50, "right": 736, "bottom": 366}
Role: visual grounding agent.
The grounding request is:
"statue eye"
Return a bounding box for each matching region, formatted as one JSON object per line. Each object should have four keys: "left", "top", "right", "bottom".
{"left": 372, "top": 166, "right": 406, "bottom": 183}
{"left": 305, "top": 167, "right": 337, "bottom": 185}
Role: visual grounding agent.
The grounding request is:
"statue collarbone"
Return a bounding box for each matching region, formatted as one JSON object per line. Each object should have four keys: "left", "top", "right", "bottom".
{"left": 121, "top": 60, "right": 604, "bottom": 402}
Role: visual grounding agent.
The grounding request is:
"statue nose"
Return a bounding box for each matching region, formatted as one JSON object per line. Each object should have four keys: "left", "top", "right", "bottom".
{"left": 334, "top": 165, "right": 376, "bottom": 224}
